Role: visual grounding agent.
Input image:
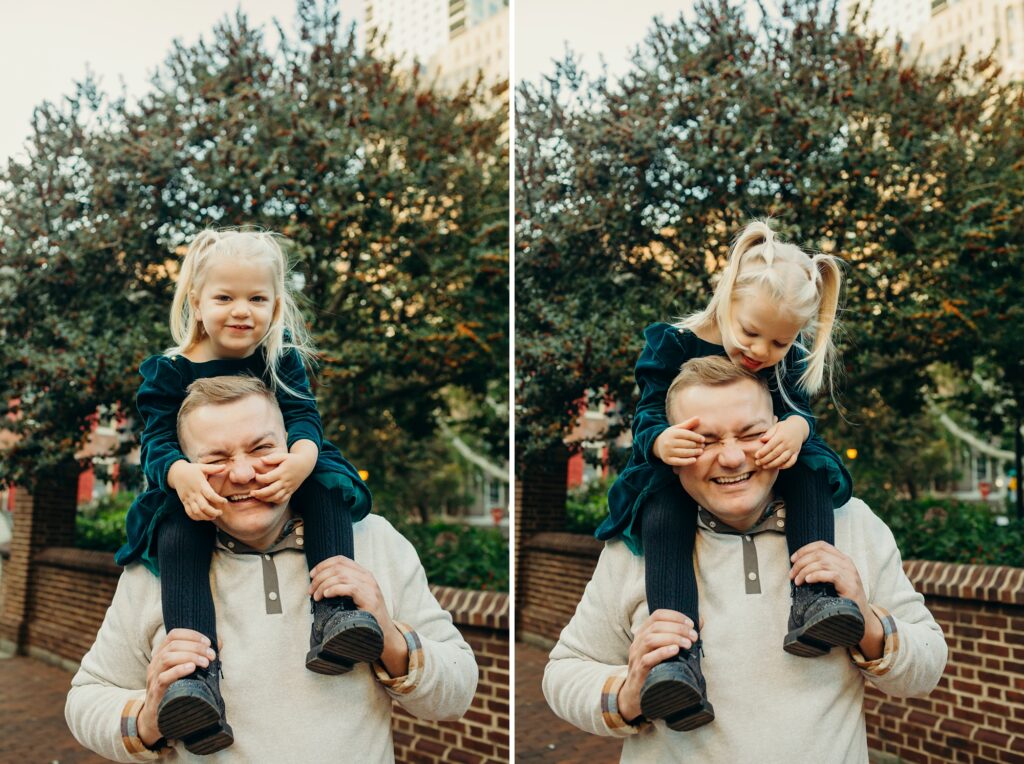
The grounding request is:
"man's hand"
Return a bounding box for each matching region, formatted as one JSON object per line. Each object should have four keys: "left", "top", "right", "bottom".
{"left": 308, "top": 556, "right": 408, "bottom": 678}
{"left": 755, "top": 416, "right": 808, "bottom": 470}
{"left": 168, "top": 460, "right": 228, "bottom": 520}
{"left": 137, "top": 629, "right": 217, "bottom": 746}
{"left": 790, "top": 541, "right": 884, "bottom": 660}
{"left": 653, "top": 417, "right": 705, "bottom": 466}
{"left": 251, "top": 439, "right": 318, "bottom": 505}
{"left": 617, "top": 610, "right": 700, "bottom": 723}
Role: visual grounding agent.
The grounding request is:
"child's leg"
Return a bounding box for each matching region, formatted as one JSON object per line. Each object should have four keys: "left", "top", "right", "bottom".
{"left": 294, "top": 479, "right": 384, "bottom": 674}
{"left": 775, "top": 462, "right": 865, "bottom": 657}
{"left": 642, "top": 481, "right": 699, "bottom": 627}
{"left": 155, "top": 497, "right": 234, "bottom": 755}
{"left": 775, "top": 460, "right": 834, "bottom": 554}
{"left": 639, "top": 481, "right": 714, "bottom": 731}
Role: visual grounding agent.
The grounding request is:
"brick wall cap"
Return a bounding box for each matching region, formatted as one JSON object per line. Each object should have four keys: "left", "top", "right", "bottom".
{"left": 904, "top": 559, "right": 1024, "bottom": 605}
{"left": 525, "top": 532, "right": 603, "bottom": 558}
{"left": 430, "top": 585, "right": 509, "bottom": 630}
{"left": 35, "top": 547, "right": 120, "bottom": 576}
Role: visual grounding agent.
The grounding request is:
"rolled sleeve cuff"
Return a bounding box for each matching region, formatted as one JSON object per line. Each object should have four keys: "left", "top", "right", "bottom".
{"left": 120, "top": 699, "right": 171, "bottom": 760}
{"left": 372, "top": 622, "right": 423, "bottom": 694}
{"left": 849, "top": 605, "right": 899, "bottom": 676}
{"left": 603, "top": 673, "right": 649, "bottom": 736}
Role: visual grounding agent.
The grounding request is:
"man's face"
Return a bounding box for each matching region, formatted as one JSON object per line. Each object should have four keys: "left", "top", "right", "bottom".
{"left": 179, "top": 393, "right": 291, "bottom": 549}
{"left": 669, "top": 378, "right": 779, "bottom": 531}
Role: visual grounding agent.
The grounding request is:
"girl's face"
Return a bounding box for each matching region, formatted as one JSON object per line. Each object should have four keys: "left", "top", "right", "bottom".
{"left": 191, "top": 256, "right": 279, "bottom": 360}
{"left": 722, "top": 288, "right": 805, "bottom": 373}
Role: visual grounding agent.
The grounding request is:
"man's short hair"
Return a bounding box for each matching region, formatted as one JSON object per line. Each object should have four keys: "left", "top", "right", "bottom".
{"left": 177, "top": 375, "right": 279, "bottom": 445}
{"left": 665, "top": 356, "right": 768, "bottom": 422}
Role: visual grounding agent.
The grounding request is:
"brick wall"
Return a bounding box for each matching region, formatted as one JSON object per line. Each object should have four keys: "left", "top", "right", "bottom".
{"left": 518, "top": 531, "right": 1024, "bottom": 762}
{"left": 0, "top": 545, "right": 510, "bottom": 763}
{"left": 514, "top": 450, "right": 569, "bottom": 624}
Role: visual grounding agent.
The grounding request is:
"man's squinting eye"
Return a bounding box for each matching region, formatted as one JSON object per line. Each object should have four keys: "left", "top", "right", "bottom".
{"left": 254, "top": 443, "right": 274, "bottom": 452}
{"left": 741, "top": 432, "right": 766, "bottom": 442}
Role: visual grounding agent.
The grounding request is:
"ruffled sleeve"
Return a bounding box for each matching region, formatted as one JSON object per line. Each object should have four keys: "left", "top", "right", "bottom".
{"left": 273, "top": 348, "right": 324, "bottom": 451}
{"left": 136, "top": 355, "right": 189, "bottom": 493}
{"left": 631, "top": 323, "right": 692, "bottom": 465}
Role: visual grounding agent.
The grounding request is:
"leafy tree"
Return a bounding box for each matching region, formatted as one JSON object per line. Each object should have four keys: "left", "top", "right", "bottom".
{"left": 0, "top": 1, "right": 509, "bottom": 510}
{"left": 515, "top": 0, "right": 1023, "bottom": 493}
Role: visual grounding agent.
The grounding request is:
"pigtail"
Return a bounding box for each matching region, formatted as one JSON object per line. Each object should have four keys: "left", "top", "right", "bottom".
{"left": 167, "top": 230, "right": 221, "bottom": 356}
{"left": 796, "top": 254, "right": 843, "bottom": 396}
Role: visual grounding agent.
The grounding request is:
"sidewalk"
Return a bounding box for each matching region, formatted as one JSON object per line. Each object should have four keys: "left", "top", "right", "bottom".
{"left": 515, "top": 641, "right": 623, "bottom": 762}
{"left": 0, "top": 653, "right": 105, "bottom": 763}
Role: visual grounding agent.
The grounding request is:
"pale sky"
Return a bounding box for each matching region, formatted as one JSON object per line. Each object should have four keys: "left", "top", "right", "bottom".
{"left": 0, "top": 0, "right": 362, "bottom": 164}
{"left": 515, "top": 0, "right": 778, "bottom": 86}
{"left": 515, "top": 0, "right": 697, "bottom": 85}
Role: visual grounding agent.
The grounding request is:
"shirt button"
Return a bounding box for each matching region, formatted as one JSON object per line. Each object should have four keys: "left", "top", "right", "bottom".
{"left": 778, "top": 520, "right": 785, "bottom": 529}
{"left": 748, "top": 572, "right": 757, "bottom": 581}
{"left": 744, "top": 535, "right": 752, "bottom": 542}
{"left": 268, "top": 592, "right": 278, "bottom": 601}
{"left": 264, "top": 554, "right": 271, "bottom": 561}
{"left": 297, "top": 537, "right": 304, "bottom": 546}
{"left": 227, "top": 541, "right": 235, "bottom": 549}
{"left": 709, "top": 521, "right": 717, "bottom": 528}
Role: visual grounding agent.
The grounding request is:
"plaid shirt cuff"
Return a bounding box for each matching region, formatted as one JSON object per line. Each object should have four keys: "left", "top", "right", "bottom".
{"left": 849, "top": 605, "right": 899, "bottom": 676}
{"left": 372, "top": 621, "right": 423, "bottom": 694}
{"left": 120, "top": 699, "right": 171, "bottom": 759}
{"left": 602, "top": 673, "right": 649, "bottom": 736}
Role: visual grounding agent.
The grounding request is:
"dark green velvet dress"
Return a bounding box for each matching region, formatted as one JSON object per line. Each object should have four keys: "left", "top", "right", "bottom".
{"left": 595, "top": 322, "right": 851, "bottom": 555}
{"left": 115, "top": 348, "right": 371, "bottom": 574}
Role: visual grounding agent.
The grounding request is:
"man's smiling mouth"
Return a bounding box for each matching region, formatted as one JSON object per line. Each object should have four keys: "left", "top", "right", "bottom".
{"left": 227, "top": 493, "right": 257, "bottom": 503}
{"left": 711, "top": 472, "right": 753, "bottom": 485}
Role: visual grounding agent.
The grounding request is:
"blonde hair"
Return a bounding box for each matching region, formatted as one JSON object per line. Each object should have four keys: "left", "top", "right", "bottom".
{"left": 665, "top": 356, "right": 767, "bottom": 423}
{"left": 167, "top": 229, "right": 316, "bottom": 397}
{"left": 177, "top": 375, "right": 281, "bottom": 453}
{"left": 677, "top": 220, "right": 843, "bottom": 408}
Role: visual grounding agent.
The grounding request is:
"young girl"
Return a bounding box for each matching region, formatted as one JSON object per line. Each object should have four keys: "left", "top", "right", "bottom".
{"left": 595, "top": 220, "right": 861, "bottom": 731}
{"left": 115, "top": 230, "right": 381, "bottom": 755}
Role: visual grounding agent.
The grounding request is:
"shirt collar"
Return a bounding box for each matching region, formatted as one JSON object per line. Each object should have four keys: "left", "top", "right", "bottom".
{"left": 215, "top": 517, "right": 305, "bottom": 555}
{"left": 697, "top": 498, "right": 787, "bottom": 536}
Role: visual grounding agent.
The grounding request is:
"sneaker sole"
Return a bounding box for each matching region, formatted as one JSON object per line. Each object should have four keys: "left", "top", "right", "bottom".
{"left": 158, "top": 686, "right": 221, "bottom": 741}
{"left": 784, "top": 604, "right": 866, "bottom": 658}
{"left": 184, "top": 727, "right": 235, "bottom": 756}
{"left": 640, "top": 667, "right": 715, "bottom": 731}
{"left": 158, "top": 688, "right": 234, "bottom": 755}
{"left": 306, "top": 614, "right": 385, "bottom": 675}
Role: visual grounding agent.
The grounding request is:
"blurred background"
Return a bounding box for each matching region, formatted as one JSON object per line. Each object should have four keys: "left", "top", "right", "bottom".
{"left": 514, "top": 1, "right": 1023, "bottom": 762}
{"left": 0, "top": 1, "right": 510, "bottom": 762}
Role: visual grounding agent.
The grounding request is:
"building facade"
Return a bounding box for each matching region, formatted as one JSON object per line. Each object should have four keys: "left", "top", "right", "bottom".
{"left": 910, "top": 0, "right": 1024, "bottom": 81}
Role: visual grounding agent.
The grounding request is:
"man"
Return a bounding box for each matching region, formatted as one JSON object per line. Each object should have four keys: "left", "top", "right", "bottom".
{"left": 66, "top": 376, "right": 478, "bottom": 762}
{"left": 543, "top": 356, "right": 946, "bottom": 762}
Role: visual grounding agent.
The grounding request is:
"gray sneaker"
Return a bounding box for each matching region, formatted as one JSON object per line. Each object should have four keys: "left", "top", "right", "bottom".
{"left": 157, "top": 660, "right": 234, "bottom": 755}
{"left": 639, "top": 642, "right": 715, "bottom": 731}
{"left": 783, "top": 583, "right": 866, "bottom": 657}
{"left": 305, "top": 599, "right": 385, "bottom": 675}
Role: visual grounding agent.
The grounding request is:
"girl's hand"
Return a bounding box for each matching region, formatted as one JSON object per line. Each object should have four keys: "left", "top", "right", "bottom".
{"left": 653, "top": 416, "right": 704, "bottom": 466}
{"left": 251, "top": 447, "right": 317, "bottom": 506}
{"left": 169, "top": 461, "right": 228, "bottom": 521}
{"left": 755, "top": 417, "right": 808, "bottom": 470}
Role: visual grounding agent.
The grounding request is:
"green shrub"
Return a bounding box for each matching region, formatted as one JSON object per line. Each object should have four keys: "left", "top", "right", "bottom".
{"left": 862, "top": 488, "right": 1024, "bottom": 567}
{"left": 75, "top": 492, "right": 132, "bottom": 552}
{"left": 396, "top": 521, "right": 508, "bottom": 592}
{"left": 566, "top": 475, "right": 615, "bottom": 535}
{"left": 74, "top": 492, "right": 509, "bottom": 590}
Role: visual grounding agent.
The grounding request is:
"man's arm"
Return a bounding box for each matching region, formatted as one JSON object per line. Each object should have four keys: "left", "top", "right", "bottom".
{"left": 65, "top": 567, "right": 169, "bottom": 762}
{"left": 543, "top": 542, "right": 650, "bottom": 738}
{"left": 322, "top": 519, "right": 478, "bottom": 720}
{"left": 850, "top": 504, "right": 947, "bottom": 696}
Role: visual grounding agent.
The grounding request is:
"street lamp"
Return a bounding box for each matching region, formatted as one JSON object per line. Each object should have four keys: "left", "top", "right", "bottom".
{"left": 845, "top": 448, "right": 858, "bottom": 461}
